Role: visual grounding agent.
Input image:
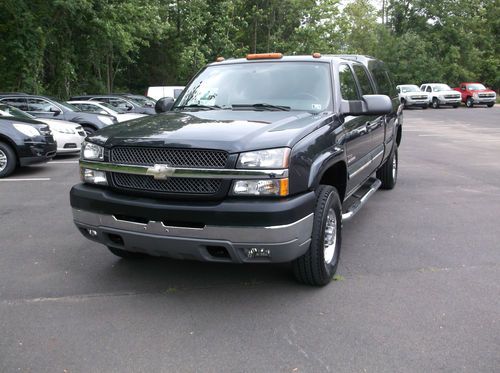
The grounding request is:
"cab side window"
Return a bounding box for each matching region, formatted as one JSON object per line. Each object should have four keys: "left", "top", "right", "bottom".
{"left": 371, "top": 66, "right": 395, "bottom": 96}
{"left": 339, "top": 64, "right": 360, "bottom": 101}
{"left": 426, "top": 86, "right": 432, "bottom": 93}
{"left": 352, "top": 64, "right": 375, "bottom": 96}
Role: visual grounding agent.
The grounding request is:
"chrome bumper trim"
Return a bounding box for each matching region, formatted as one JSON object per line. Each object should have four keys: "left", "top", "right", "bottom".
{"left": 72, "top": 208, "right": 313, "bottom": 244}
{"left": 79, "top": 160, "right": 288, "bottom": 180}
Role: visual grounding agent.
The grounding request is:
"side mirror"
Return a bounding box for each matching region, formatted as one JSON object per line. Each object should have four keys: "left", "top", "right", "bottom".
{"left": 342, "top": 95, "right": 392, "bottom": 116}
{"left": 49, "top": 106, "right": 62, "bottom": 116}
{"left": 155, "top": 97, "right": 175, "bottom": 113}
{"left": 125, "top": 104, "right": 133, "bottom": 111}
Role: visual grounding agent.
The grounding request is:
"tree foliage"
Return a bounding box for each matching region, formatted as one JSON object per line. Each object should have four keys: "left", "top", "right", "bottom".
{"left": 0, "top": 0, "right": 498, "bottom": 98}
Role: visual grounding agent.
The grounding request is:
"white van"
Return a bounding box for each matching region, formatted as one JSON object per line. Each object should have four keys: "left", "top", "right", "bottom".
{"left": 146, "top": 86, "right": 185, "bottom": 101}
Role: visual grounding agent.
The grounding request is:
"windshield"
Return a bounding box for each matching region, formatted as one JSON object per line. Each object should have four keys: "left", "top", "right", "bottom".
{"left": 0, "top": 104, "right": 36, "bottom": 119}
{"left": 56, "top": 100, "right": 80, "bottom": 112}
{"left": 175, "top": 62, "right": 332, "bottom": 112}
{"left": 468, "top": 84, "right": 486, "bottom": 90}
{"left": 400, "top": 85, "right": 419, "bottom": 93}
{"left": 126, "top": 95, "right": 156, "bottom": 107}
{"left": 432, "top": 84, "right": 452, "bottom": 92}
{"left": 98, "top": 102, "right": 123, "bottom": 113}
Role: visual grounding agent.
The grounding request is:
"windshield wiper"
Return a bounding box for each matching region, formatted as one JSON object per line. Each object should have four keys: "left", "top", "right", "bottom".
{"left": 232, "top": 103, "right": 291, "bottom": 111}
{"left": 175, "top": 104, "right": 221, "bottom": 111}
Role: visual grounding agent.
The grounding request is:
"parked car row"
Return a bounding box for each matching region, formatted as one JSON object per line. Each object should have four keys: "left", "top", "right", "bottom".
{"left": 397, "top": 82, "right": 496, "bottom": 109}
{"left": 0, "top": 91, "right": 166, "bottom": 178}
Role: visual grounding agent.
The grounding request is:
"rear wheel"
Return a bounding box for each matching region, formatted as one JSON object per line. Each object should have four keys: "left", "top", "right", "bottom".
{"left": 466, "top": 97, "right": 474, "bottom": 108}
{"left": 292, "top": 185, "right": 342, "bottom": 286}
{"left": 377, "top": 148, "right": 398, "bottom": 190}
{"left": 107, "top": 246, "right": 146, "bottom": 259}
{"left": 0, "top": 142, "right": 17, "bottom": 178}
{"left": 431, "top": 98, "right": 440, "bottom": 109}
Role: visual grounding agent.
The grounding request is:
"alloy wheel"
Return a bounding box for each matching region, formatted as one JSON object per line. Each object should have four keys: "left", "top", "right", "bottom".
{"left": 323, "top": 208, "right": 337, "bottom": 264}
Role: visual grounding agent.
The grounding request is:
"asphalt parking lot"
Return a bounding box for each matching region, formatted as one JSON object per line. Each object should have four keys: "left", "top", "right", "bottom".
{"left": 1, "top": 107, "right": 499, "bottom": 372}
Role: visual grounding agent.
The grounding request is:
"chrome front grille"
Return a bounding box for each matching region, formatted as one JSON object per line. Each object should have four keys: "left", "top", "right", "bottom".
{"left": 444, "top": 95, "right": 460, "bottom": 99}
{"left": 110, "top": 147, "right": 228, "bottom": 168}
{"left": 478, "top": 93, "right": 494, "bottom": 98}
{"left": 112, "top": 173, "right": 221, "bottom": 194}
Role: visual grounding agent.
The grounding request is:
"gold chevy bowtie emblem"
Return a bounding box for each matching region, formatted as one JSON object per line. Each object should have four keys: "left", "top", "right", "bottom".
{"left": 146, "top": 164, "right": 175, "bottom": 180}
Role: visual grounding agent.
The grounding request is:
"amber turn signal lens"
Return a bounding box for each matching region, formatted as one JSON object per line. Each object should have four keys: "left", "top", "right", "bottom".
{"left": 216, "top": 56, "right": 225, "bottom": 62}
{"left": 279, "top": 178, "right": 289, "bottom": 196}
{"left": 246, "top": 53, "right": 283, "bottom": 60}
{"left": 312, "top": 52, "right": 321, "bottom": 58}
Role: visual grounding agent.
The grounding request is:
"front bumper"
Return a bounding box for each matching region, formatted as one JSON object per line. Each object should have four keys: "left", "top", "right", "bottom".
{"left": 437, "top": 98, "right": 461, "bottom": 105}
{"left": 473, "top": 97, "right": 496, "bottom": 104}
{"left": 54, "top": 132, "right": 85, "bottom": 153}
{"left": 18, "top": 141, "right": 57, "bottom": 166}
{"left": 70, "top": 184, "right": 315, "bottom": 263}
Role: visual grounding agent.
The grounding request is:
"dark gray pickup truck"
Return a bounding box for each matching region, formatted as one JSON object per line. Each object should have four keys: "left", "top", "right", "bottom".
{"left": 70, "top": 53, "right": 403, "bottom": 286}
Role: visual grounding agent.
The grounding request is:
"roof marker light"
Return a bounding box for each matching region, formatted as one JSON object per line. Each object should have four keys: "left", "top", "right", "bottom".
{"left": 246, "top": 53, "right": 283, "bottom": 60}
{"left": 216, "top": 57, "right": 225, "bottom": 62}
{"left": 312, "top": 53, "right": 322, "bottom": 58}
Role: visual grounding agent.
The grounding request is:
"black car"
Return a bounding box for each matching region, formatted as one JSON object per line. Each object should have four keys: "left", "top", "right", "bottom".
{"left": 69, "top": 95, "right": 156, "bottom": 115}
{"left": 0, "top": 94, "right": 118, "bottom": 135}
{"left": 70, "top": 53, "right": 402, "bottom": 286}
{"left": 0, "top": 107, "right": 57, "bottom": 177}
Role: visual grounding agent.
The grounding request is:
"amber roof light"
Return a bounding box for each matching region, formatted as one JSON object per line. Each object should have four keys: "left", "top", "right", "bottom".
{"left": 246, "top": 53, "right": 283, "bottom": 60}
{"left": 215, "top": 56, "right": 225, "bottom": 62}
{"left": 312, "top": 52, "right": 322, "bottom": 58}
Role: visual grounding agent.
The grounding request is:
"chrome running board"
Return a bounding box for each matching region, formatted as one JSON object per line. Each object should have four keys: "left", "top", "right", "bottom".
{"left": 342, "top": 178, "right": 381, "bottom": 222}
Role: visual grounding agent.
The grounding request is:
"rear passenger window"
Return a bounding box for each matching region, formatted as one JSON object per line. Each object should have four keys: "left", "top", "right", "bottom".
{"left": 352, "top": 64, "right": 374, "bottom": 96}
{"left": 371, "top": 66, "right": 394, "bottom": 96}
{"left": 0, "top": 98, "right": 29, "bottom": 111}
{"left": 339, "top": 64, "right": 360, "bottom": 101}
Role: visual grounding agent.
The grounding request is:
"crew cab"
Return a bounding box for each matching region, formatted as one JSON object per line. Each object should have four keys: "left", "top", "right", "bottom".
{"left": 0, "top": 111, "right": 56, "bottom": 177}
{"left": 453, "top": 82, "right": 496, "bottom": 108}
{"left": 70, "top": 54, "right": 403, "bottom": 286}
{"left": 420, "top": 83, "right": 461, "bottom": 108}
{"left": 396, "top": 84, "right": 429, "bottom": 109}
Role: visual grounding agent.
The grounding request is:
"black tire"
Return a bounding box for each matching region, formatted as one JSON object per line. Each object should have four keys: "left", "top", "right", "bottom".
{"left": 431, "top": 97, "right": 440, "bottom": 109}
{"left": 422, "top": 104, "right": 428, "bottom": 110}
{"left": 107, "top": 246, "right": 146, "bottom": 259}
{"left": 377, "top": 148, "right": 398, "bottom": 190}
{"left": 292, "top": 185, "right": 342, "bottom": 286}
{"left": 466, "top": 97, "right": 473, "bottom": 108}
{"left": 82, "top": 125, "right": 96, "bottom": 136}
{"left": 487, "top": 102, "right": 494, "bottom": 108}
{"left": 0, "top": 141, "right": 17, "bottom": 178}
{"left": 453, "top": 104, "right": 459, "bottom": 108}
{"left": 400, "top": 98, "right": 406, "bottom": 109}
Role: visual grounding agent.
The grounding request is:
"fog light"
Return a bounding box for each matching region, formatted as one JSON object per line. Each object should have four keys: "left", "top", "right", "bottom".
{"left": 88, "top": 229, "right": 97, "bottom": 237}
{"left": 245, "top": 247, "right": 271, "bottom": 258}
{"left": 81, "top": 168, "right": 108, "bottom": 185}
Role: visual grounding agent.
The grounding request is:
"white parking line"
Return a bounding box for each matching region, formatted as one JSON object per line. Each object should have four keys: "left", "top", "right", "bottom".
{"left": 0, "top": 178, "right": 51, "bottom": 182}
{"left": 49, "top": 160, "right": 79, "bottom": 164}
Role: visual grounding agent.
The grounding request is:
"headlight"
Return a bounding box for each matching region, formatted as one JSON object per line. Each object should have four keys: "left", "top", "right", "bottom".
{"left": 237, "top": 148, "right": 290, "bottom": 169}
{"left": 13, "top": 123, "right": 41, "bottom": 137}
{"left": 473, "top": 93, "right": 479, "bottom": 99}
{"left": 51, "top": 124, "right": 75, "bottom": 134}
{"left": 232, "top": 178, "right": 289, "bottom": 196}
{"left": 81, "top": 168, "right": 108, "bottom": 185}
{"left": 82, "top": 141, "right": 104, "bottom": 160}
{"left": 98, "top": 115, "right": 114, "bottom": 125}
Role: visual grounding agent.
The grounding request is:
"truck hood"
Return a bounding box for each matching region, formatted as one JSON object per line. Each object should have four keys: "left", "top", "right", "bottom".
{"left": 87, "top": 110, "right": 333, "bottom": 153}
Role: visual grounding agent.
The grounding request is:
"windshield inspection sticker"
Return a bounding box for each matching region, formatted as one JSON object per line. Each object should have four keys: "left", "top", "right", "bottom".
{"left": 312, "top": 104, "right": 322, "bottom": 110}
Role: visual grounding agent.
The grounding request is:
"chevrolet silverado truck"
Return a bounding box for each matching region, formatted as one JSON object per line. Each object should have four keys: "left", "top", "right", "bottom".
{"left": 396, "top": 84, "right": 429, "bottom": 109}
{"left": 420, "top": 83, "right": 461, "bottom": 108}
{"left": 453, "top": 82, "right": 496, "bottom": 108}
{"left": 70, "top": 53, "right": 403, "bottom": 286}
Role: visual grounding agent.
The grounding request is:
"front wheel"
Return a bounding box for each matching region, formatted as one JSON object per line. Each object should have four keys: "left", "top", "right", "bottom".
{"left": 422, "top": 104, "right": 429, "bottom": 110}
{"left": 377, "top": 148, "right": 398, "bottom": 190}
{"left": 431, "top": 98, "right": 440, "bottom": 109}
{"left": 0, "top": 142, "right": 17, "bottom": 178}
{"left": 466, "top": 97, "right": 474, "bottom": 108}
{"left": 292, "top": 185, "right": 342, "bottom": 286}
{"left": 82, "top": 125, "right": 96, "bottom": 136}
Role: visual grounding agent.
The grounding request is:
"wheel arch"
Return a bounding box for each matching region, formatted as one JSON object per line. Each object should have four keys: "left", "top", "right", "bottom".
{"left": 0, "top": 134, "right": 20, "bottom": 163}
{"left": 316, "top": 161, "right": 348, "bottom": 203}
